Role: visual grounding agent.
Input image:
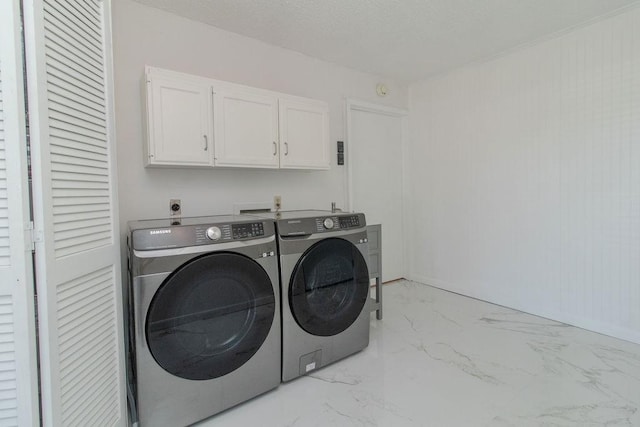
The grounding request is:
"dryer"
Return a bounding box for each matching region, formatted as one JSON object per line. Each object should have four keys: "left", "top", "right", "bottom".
{"left": 127, "top": 215, "right": 280, "bottom": 426}
{"left": 260, "top": 210, "right": 371, "bottom": 382}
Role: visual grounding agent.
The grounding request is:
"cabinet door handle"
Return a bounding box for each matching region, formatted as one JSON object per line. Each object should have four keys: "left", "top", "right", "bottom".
{"left": 203, "top": 135, "right": 208, "bottom": 151}
{"left": 273, "top": 141, "right": 277, "bottom": 155}
{"left": 284, "top": 142, "right": 289, "bottom": 156}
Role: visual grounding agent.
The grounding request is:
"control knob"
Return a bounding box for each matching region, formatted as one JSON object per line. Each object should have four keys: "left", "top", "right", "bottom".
{"left": 323, "top": 218, "right": 334, "bottom": 229}
{"left": 206, "top": 226, "right": 222, "bottom": 241}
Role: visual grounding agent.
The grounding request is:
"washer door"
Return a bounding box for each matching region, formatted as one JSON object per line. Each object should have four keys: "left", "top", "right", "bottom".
{"left": 289, "top": 238, "right": 369, "bottom": 336}
{"left": 146, "top": 252, "right": 275, "bottom": 380}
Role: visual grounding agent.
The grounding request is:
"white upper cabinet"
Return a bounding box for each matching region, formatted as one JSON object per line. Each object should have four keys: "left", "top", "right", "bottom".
{"left": 144, "top": 67, "right": 330, "bottom": 170}
{"left": 279, "top": 98, "right": 330, "bottom": 170}
{"left": 213, "top": 86, "right": 279, "bottom": 168}
{"left": 145, "top": 68, "right": 213, "bottom": 166}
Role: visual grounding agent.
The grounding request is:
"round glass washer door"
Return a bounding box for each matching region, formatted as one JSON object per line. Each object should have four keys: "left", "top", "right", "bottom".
{"left": 146, "top": 252, "right": 275, "bottom": 380}
{"left": 289, "top": 238, "right": 369, "bottom": 336}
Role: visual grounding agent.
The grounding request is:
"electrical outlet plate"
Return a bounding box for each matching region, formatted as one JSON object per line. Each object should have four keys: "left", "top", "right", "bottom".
{"left": 274, "top": 195, "right": 282, "bottom": 211}
{"left": 170, "top": 199, "right": 181, "bottom": 216}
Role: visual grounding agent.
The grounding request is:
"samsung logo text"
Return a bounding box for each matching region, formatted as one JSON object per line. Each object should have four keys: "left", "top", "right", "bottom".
{"left": 150, "top": 229, "right": 172, "bottom": 235}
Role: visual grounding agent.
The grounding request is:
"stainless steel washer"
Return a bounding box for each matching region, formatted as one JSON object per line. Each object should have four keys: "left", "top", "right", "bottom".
{"left": 255, "top": 210, "right": 371, "bottom": 382}
{"left": 126, "top": 216, "right": 280, "bottom": 426}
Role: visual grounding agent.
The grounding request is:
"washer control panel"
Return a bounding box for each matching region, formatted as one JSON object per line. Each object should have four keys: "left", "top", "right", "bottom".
{"left": 195, "top": 224, "right": 232, "bottom": 243}
{"left": 232, "top": 222, "right": 265, "bottom": 239}
{"left": 315, "top": 217, "right": 338, "bottom": 232}
{"left": 131, "top": 218, "right": 273, "bottom": 250}
{"left": 339, "top": 215, "right": 360, "bottom": 228}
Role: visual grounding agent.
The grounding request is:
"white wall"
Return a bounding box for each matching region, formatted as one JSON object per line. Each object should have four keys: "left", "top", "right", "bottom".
{"left": 408, "top": 7, "right": 640, "bottom": 343}
{"left": 111, "top": 0, "right": 407, "bottom": 237}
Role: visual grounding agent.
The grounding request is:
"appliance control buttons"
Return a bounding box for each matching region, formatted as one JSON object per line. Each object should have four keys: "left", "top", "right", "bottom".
{"left": 323, "top": 218, "right": 334, "bottom": 229}
{"left": 232, "top": 222, "right": 264, "bottom": 239}
{"left": 339, "top": 215, "right": 361, "bottom": 228}
{"left": 206, "top": 226, "right": 222, "bottom": 241}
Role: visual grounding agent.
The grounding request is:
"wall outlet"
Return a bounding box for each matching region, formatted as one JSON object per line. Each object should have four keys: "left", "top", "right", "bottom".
{"left": 273, "top": 195, "right": 282, "bottom": 211}
{"left": 170, "top": 199, "right": 181, "bottom": 216}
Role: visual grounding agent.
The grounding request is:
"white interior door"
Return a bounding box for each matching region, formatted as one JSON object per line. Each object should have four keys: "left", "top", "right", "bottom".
{"left": 0, "top": 0, "right": 40, "bottom": 424}
{"left": 23, "top": 0, "right": 126, "bottom": 425}
{"left": 348, "top": 101, "right": 408, "bottom": 282}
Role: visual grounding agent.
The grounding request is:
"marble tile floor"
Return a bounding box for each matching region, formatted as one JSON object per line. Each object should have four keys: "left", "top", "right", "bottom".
{"left": 198, "top": 280, "right": 640, "bottom": 426}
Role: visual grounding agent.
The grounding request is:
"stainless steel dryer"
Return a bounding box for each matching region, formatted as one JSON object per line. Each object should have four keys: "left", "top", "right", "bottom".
{"left": 127, "top": 216, "right": 280, "bottom": 426}
{"left": 257, "top": 210, "right": 371, "bottom": 382}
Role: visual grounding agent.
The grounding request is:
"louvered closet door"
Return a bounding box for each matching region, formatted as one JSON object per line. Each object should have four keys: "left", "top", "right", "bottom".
{"left": 0, "top": 0, "right": 40, "bottom": 424}
{"left": 23, "top": 0, "right": 126, "bottom": 425}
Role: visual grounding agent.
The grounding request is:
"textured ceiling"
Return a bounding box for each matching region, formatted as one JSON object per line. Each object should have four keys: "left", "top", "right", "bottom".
{"left": 133, "top": 0, "right": 640, "bottom": 82}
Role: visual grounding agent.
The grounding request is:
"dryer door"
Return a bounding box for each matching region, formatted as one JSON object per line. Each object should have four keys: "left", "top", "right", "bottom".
{"left": 289, "top": 238, "right": 369, "bottom": 336}
{"left": 145, "top": 252, "right": 275, "bottom": 380}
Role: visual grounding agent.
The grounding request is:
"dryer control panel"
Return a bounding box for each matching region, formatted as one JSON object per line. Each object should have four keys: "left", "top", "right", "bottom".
{"left": 277, "top": 212, "right": 367, "bottom": 237}
{"left": 314, "top": 214, "right": 362, "bottom": 233}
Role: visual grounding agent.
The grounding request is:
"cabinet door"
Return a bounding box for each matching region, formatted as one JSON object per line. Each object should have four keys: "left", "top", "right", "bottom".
{"left": 279, "top": 98, "right": 330, "bottom": 170}
{"left": 146, "top": 69, "right": 212, "bottom": 166}
{"left": 213, "top": 87, "right": 279, "bottom": 168}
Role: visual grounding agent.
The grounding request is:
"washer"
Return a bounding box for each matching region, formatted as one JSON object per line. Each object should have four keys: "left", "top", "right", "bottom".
{"left": 127, "top": 215, "right": 280, "bottom": 426}
{"left": 257, "top": 210, "right": 371, "bottom": 382}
